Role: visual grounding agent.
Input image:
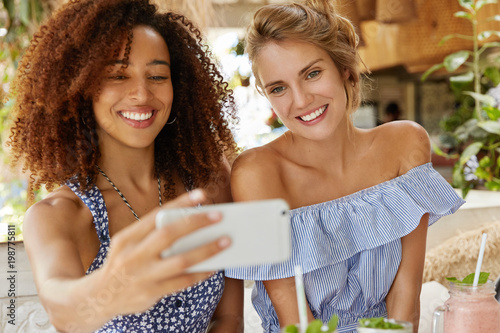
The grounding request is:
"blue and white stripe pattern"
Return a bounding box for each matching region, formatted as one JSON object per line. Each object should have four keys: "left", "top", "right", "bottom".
{"left": 225, "top": 163, "right": 465, "bottom": 333}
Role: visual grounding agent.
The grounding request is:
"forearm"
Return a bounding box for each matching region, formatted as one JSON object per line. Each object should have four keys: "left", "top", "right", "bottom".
{"left": 386, "top": 214, "right": 428, "bottom": 333}
{"left": 386, "top": 285, "right": 420, "bottom": 332}
{"left": 264, "top": 277, "right": 315, "bottom": 327}
{"left": 208, "top": 277, "right": 244, "bottom": 333}
{"left": 207, "top": 315, "right": 244, "bottom": 333}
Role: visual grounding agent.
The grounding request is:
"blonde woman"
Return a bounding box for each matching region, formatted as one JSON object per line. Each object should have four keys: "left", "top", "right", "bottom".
{"left": 225, "top": 1, "right": 464, "bottom": 332}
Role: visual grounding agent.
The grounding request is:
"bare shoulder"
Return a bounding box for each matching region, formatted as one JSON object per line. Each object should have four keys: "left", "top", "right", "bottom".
{"left": 231, "top": 145, "right": 283, "bottom": 201}
{"left": 23, "top": 186, "right": 93, "bottom": 278}
{"left": 207, "top": 156, "right": 233, "bottom": 204}
{"left": 376, "top": 120, "right": 431, "bottom": 173}
{"left": 24, "top": 186, "right": 89, "bottom": 234}
{"left": 232, "top": 145, "right": 280, "bottom": 175}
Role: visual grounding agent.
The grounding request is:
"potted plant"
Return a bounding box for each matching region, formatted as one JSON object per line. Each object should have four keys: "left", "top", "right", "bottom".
{"left": 422, "top": 0, "right": 500, "bottom": 198}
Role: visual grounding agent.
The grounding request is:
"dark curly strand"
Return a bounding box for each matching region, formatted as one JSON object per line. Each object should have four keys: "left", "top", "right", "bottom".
{"left": 7, "top": 0, "right": 239, "bottom": 200}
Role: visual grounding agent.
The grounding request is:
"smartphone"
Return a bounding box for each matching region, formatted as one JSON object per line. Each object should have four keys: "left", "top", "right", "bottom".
{"left": 155, "top": 199, "right": 291, "bottom": 272}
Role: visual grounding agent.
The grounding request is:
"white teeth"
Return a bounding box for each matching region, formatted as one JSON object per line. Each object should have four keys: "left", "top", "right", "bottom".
{"left": 300, "top": 106, "right": 326, "bottom": 122}
{"left": 122, "top": 111, "right": 153, "bottom": 121}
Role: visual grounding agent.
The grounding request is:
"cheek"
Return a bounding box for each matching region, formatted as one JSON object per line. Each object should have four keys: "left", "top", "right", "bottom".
{"left": 156, "top": 85, "right": 174, "bottom": 105}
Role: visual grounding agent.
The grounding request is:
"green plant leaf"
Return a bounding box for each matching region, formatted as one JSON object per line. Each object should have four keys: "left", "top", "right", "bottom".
{"left": 458, "top": 0, "right": 474, "bottom": 10}
{"left": 459, "top": 142, "right": 483, "bottom": 166}
{"left": 497, "top": 156, "right": 500, "bottom": 167}
{"left": 19, "top": 0, "right": 31, "bottom": 27}
{"left": 478, "top": 120, "right": 500, "bottom": 135}
{"left": 476, "top": 0, "right": 498, "bottom": 10}
{"left": 452, "top": 163, "right": 465, "bottom": 188}
{"left": 446, "top": 272, "right": 490, "bottom": 284}
{"left": 484, "top": 66, "right": 500, "bottom": 86}
{"left": 283, "top": 325, "right": 299, "bottom": 333}
{"left": 462, "top": 272, "right": 490, "bottom": 284}
{"left": 439, "top": 33, "right": 474, "bottom": 46}
{"left": 358, "top": 317, "right": 403, "bottom": 329}
{"left": 445, "top": 277, "right": 461, "bottom": 283}
{"left": 483, "top": 106, "right": 500, "bottom": 120}
{"left": 478, "top": 30, "right": 500, "bottom": 40}
{"left": 463, "top": 91, "right": 496, "bottom": 106}
{"left": 450, "top": 71, "right": 474, "bottom": 92}
{"left": 421, "top": 63, "right": 444, "bottom": 81}
{"left": 479, "top": 156, "right": 493, "bottom": 168}
{"left": 305, "top": 320, "right": 324, "bottom": 333}
{"left": 444, "top": 51, "right": 470, "bottom": 72}
{"left": 327, "top": 315, "right": 339, "bottom": 331}
{"left": 486, "top": 15, "right": 500, "bottom": 22}
{"left": 454, "top": 118, "right": 479, "bottom": 142}
{"left": 485, "top": 178, "right": 500, "bottom": 190}
{"left": 479, "top": 42, "right": 500, "bottom": 57}
{"left": 450, "top": 71, "right": 474, "bottom": 83}
{"left": 475, "top": 166, "right": 491, "bottom": 180}
{"left": 454, "top": 11, "right": 473, "bottom": 20}
{"left": 432, "top": 143, "right": 451, "bottom": 158}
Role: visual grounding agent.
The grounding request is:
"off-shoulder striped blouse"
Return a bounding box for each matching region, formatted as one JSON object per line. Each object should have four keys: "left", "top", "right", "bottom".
{"left": 225, "top": 163, "right": 465, "bottom": 333}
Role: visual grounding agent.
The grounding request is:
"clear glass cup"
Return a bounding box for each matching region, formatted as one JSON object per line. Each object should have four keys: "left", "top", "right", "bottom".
{"left": 356, "top": 319, "right": 412, "bottom": 332}
{"left": 432, "top": 280, "right": 500, "bottom": 333}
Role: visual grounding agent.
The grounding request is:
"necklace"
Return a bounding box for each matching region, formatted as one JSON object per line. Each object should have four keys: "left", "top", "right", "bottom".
{"left": 96, "top": 165, "right": 162, "bottom": 221}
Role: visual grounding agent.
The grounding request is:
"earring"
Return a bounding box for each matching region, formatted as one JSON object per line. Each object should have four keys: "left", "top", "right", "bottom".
{"left": 166, "top": 117, "right": 177, "bottom": 125}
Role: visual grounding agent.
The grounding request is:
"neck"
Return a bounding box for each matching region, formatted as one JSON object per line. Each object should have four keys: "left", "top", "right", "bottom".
{"left": 97, "top": 141, "right": 157, "bottom": 185}
{"left": 286, "top": 116, "right": 359, "bottom": 170}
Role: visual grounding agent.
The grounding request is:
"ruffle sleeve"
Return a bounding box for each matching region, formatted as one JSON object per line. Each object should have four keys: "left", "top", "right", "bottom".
{"left": 225, "top": 163, "right": 465, "bottom": 280}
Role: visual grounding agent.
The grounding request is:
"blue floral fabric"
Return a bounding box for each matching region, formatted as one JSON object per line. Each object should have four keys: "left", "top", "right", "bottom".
{"left": 68, "top": 182, "right": 224, "bottom": 332}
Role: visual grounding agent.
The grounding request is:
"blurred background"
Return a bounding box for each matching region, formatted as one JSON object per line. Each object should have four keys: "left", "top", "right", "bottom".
{"left": 1, "top": 0, "right": 500, "bottom": 241}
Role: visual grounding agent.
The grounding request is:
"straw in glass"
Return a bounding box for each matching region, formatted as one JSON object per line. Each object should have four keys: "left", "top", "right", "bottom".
{"left": 294, "top": 265, "right": 308, "bottom": 333}
{"left": 473, "top": 233, "right": 488, "bottom": 287}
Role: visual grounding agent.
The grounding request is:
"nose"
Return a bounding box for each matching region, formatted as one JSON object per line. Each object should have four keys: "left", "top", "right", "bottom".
{"left": 292, "top": 85, "right": 313, "bottom": 109}
{"left": 128, "top": 78, "right": 153, "bottom": 102}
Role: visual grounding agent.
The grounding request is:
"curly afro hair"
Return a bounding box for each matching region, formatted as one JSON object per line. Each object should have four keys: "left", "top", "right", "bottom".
{"left": 7, "top": 0, "right": 239, "bottom": 200}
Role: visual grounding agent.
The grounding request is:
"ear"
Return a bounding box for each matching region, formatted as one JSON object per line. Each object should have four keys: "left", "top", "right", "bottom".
{"left": 343, "top": 68, "right": 350, "bottom": 80}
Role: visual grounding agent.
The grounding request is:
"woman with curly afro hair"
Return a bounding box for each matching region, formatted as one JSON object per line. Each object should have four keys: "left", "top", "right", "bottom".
{"left": 6, "top": 0, "right": 243, "bottom": 332}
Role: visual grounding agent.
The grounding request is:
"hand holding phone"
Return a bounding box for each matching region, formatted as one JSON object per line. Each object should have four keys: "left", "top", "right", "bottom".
{"left": 155, "top": 199, "right": 291, "bottom": 272}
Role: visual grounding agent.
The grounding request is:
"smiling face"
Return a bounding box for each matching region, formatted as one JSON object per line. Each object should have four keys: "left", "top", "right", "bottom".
{"left": 93, "top": 25, "right": 173, "bottom": 151}
{"left": 255, "top": 40, "right": 349, "bottom": 141}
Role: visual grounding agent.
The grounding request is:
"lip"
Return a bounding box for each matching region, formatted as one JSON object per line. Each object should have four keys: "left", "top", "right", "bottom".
{"left": 118, "top": 107, "right": 158, "bottom": 129}
{"left": 296, "top": 105, "right": 328, "bottom": 125}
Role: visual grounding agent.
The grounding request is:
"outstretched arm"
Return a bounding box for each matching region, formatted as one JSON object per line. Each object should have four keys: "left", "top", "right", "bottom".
{"left": 24, "top": 189, "right": 230, "bottom": 333}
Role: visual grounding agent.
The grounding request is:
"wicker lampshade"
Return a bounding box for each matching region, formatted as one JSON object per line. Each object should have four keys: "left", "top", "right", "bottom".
{"left": 397, "top": 0, "right": 472, "bottom": 70}
{"left": 376, "top": 0, "right": 417, "bottom": 24}
{"left": 337, "top": 0, "right": 366, "bottom": 47}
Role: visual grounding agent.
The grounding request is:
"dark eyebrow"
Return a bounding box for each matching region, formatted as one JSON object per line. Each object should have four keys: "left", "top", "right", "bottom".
{"left": 263, "top": 58, "right": 323, "bottom": 89}
{"left": 147, "top": 59, "right": 170, "bottom": 67}
{"left": 109, "top": 59, "right": 170, "bottom": 67}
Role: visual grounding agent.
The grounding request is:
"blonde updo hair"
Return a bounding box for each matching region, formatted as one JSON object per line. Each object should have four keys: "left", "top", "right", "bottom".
{"left": 246, "top": 0, "right": 363, "bottom": 119}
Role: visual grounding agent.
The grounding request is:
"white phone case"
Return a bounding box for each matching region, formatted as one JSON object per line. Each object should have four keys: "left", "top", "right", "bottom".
{"left": 155, "top": 199, "right": 291, "bottom": 272}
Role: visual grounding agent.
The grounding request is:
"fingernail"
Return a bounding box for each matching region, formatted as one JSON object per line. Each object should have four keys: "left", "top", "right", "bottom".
{"left": 189, "top": 189, "right": 204, "bottom": 202}
{"left": 208, "top": 211, "right": 222, "bottom": 222}
{"left": 218, "top": 236, "right": 231, "bottom": 248}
